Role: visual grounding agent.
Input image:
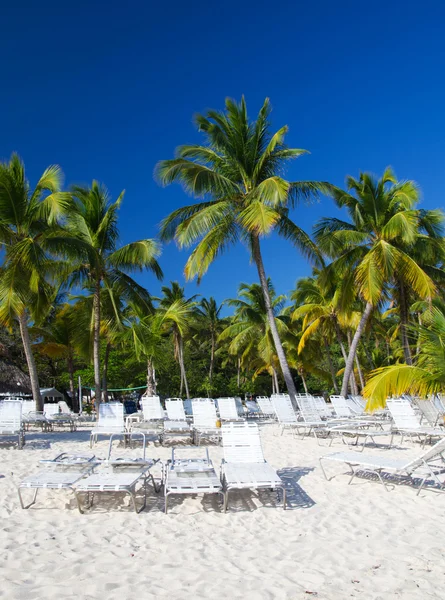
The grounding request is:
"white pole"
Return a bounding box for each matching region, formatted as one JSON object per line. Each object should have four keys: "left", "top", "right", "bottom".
{"left": 78, "top": 376, "right": 82, "bottom": 415}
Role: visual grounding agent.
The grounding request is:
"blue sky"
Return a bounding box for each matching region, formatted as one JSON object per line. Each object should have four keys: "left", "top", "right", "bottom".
{"left": 1, "top": 0, "right": 444, "bottom": 312}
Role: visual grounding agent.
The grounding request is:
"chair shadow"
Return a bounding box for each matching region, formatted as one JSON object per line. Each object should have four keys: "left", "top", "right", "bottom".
{"left": 348, "top": 468, "right": 445, "bottom": 494}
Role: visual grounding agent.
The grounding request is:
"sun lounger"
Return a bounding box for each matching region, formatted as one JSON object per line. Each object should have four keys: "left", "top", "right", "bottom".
{"left": 271, "top": 394, "right": 325, "bottom": 438}
{"left": 245, "top": 400, "right": 261, "bottom": 418}
{"left": 44, "top": 403, "right": 76, "bottom": 431}
{"left": 387, "top": 398, "right": 445, "bottom": 447}
{"left": 141, "top": 396, "right": 165, "bottom": 420}
{"left": 74, "top": 459, "right": 159, "bottom": 513}
{"left": 18, "top": 453, "right": 98, "bottom": 509}
{"left": 90, "top": 402, "right": 126, "bottom": 447}
{"left": 165, "top": 398, "right": 187, "bottom": 421}
{"left": 235, "top": 397, "right": 246, "bottom": 418}
{"left": 163, "top": 447, "right": 223, "bottom": 513}
{"left": 217, "top": 397, "right": 244, "bottom": 421}
{"left": 326, "top": 424, "right": 391, "bottom": 450}
{"left": 221, "top": 422, "right": 286, "bottom": 511}
{"left": 312, "top": 396, "right": 334, "bottom": 419}
{"left": 192, "top": 399, "right": 221, "bottom": 445}
{"left": 414, "top": 398, "right": 443, "bottom": 427}
{"left": 320, "top": 438, "right": 445, "bottom": 494}
{"left": 0, "top": 401, "right": 25, "bottom": 448}
{"left": 257, "top": 397, "right": 276, "bottom": 419}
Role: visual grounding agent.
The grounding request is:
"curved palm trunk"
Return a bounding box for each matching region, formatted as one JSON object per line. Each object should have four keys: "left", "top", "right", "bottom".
{"left": 334, "top": 321, "right": 355, "bottom": 394}
{"left": 398, "top": 281, "right": 413, "bottom": 365}
{"left": 102, "top": 341, "right": 111, "bottom": 402}
{"left": 355, "top": 355, "right": 365, "bottom": 391}
{"left": 341, "top": 302, "right": 373, "bottom": 397}
{"left": 209, "top": 331, "right": 215, "bottom": 381}
{"left": 299, "top": 368, "right": 309, "bottom": 394}
{"left": 272, "top": 366, "right": 280, "bottom": 394}
{"left": 19, "top": 312, "right": 42, "bottom": 411}
{"left": 323, "top": 336, "right": 339, "bottom": 393}
{"left": 251, "top": 236, "right": 298, "bottom": 408}
{"left": 67, "top": 351, "right": 76, "bottom": 411}
{"left": 146, "top": 359, "right": 156, "bottom": 396}
{"left": 346, "top": 331, "right": 359, "bottom": 396}
{"left": 237, "top": 357, "right": 241, "bottom": 389}
{"left": 93, "top": 281, "right": 101, "bottom": 412}
{"left": 179, "top": 336, "right": 190, "bottom": 398}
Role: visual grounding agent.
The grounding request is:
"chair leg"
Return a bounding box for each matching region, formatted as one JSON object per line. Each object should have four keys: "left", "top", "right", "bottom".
{"left": 18, "top": 487, "right": 38, "bottom": 509}
{"left": 281, "top": 486, "right": 287, "bottom": 510}
{"left": 223, "top": 490, "right": 229, "bottom": 512}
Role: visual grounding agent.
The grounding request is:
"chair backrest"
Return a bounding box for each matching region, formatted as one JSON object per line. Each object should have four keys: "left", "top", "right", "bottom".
{"left": 97, "top": 402, "right": 124, "bottom": 428}
{"left": 192, "top": 399, "right": 217, "bottom": 427}
{"left": 234, "top": 397, "right": 245, "bottom": 417}
{"left": 21, "top": 400, "right": 35, "bottom": 415}
{"left": 245, "top": 400, "right": 260, "bottom": 414}
{"left": 403, "top": 437, "right": 445, "bottom": 472}
{"left": 257, "top": 396, "right": 275, "bottom": 417}
{"left": 312, "top": 396, "right": 332, "bottom": 418}
{"left": 44, "top": 403, "right": 60, "bottom": 417}
{"left": 0, "top": 400, "right": 22, "bottom": 430}
{"left": 271, "top": 394, "right": 298, "bottom": 424}
{"left": 141, "top": 396, "right": 164, "bottom": 420}
{"left": 222, "top": 422, "right": 265, "bottom": 463}
{"left": 294, "top": 394, "right": 323, "bottom": 423}
{"left": 330, "top": 395, "right": 353, "bottom": 418}
{"left": 386, "top": 398, "right": 421, "bottom": 430}
{"left": 58, "top": 400, "right": 73, "bottom": 415}
{"left": 415, "top": 398, "right": 441, "bottom": 426}
{"left": 350, "top": 395, "right": 366, "bottom": 410}
{"left": 434, "top": 394, "right": 445, "bottom": 413}
{"left": 345, "top": 397, "right": 363, "bottom": 416}
{"left": 217, "top": 397, "right": 239, "bottom": 420}
{"left": 165, "top": 398, "right": 186, "bottom": 421}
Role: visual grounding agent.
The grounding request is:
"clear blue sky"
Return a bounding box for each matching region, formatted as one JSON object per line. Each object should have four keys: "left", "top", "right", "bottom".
{"left": 1, "top": 0, "right": 444, "bottom": 311}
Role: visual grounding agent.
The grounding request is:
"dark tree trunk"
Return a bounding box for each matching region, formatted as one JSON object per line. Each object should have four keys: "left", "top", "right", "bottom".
{"left": 399, "top": 281, "right": 413, "bottom": 365}
{"left": 18, "top": 312, "right": 42, "bottom": 411}
{"left": 67, "top": 351, "right": 76, "bottom": 411}
{"left": 272, "top": 366, "right": 279, "bottom": 394}
{"left": 334, "top": 320, "right": 354, "bottom": 394}
{"left": 251, "top": 235, "right": 298, "bottom": 409}
{"left": 347, "top": 331, "right": 359, "bottom": 396}
{"left": 299, "top": 368, "right": 309, "bottom": 393}
{"left": 102, "top": 341, "right": 111, "bottom": 402}
{"left": 237, "top": 357, "right": 241, "bottom": 389}
{"left": 341, "top": 302, "right": 373, "bottom": 397}
{"left": 146, "top": 359, "right": 155, "bottom": 395}
{"left": 355, "top": 355, "right": 365, "bottom": 391}
{"left": 209, "top": 332, "right": 215, "bottom": 381}
{"left": 93, "top": 280, "right": 101, "bottom": 412}
{"left": 178, "top": 336, "right": 189, "bottom": 398}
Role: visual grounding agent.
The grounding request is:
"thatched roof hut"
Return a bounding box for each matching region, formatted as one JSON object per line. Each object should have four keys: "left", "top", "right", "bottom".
{"left": 0, "top": 359, "right": 32, "bottom": 396}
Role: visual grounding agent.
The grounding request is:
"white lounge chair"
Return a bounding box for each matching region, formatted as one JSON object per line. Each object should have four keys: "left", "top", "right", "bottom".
{"left": 0, "top": 400, "right": 24, "bottom": 448}
{"left": 257, "top": 397, "right": 276, "bottom": 419}
{"left": 192, "top": 399, "right": 221, "bottom": 445}
{"left": 387, "top": 398, "right": 445, "bottom": 447}
{"left": 163, "top": 399, "right": 192, "bottom": 442}
{"left": 19, "top": 453, "right": 98, "bottom": 509}
{"left": 330, "top": 395, "right": 355, "bottom": 418}
{"left": 320, "top": 438, "right": 445, "bottom": 494}
{"left": 235, "top": 397, "right": 246, "bottom": 418}
{"left": 74, "top": 458, "right": 159, "bottom": 514}
{"left": 245, "top": 400, "right": 261, "bottom": 418}
{"left": 44, "top": 403, "right": 76, "bottom": 431}
{"left": 217, "top": 397, "right": 244, "bottom": 421}
{"left": 141, "top": 396, "right": 164, "bottom": 420}
{"left": 163, "top": 447, "right": 223, "bottom": 513}
{"left": 221, "top": 422, "right": 286, "bottom": 511}
{"left": 271, "top": 394, "right": 324, "bottom": 438}
{"left": 415, "top": 397, "right": 443, "bottom": 427}
{"left": 90, "top": 402, "right": 126, "bottom": 447}
{"left": 312, "top": 396, "right": 334, "bottom": 419}
{"left": 165, "top": 398, "right": 187, "bottom": 421}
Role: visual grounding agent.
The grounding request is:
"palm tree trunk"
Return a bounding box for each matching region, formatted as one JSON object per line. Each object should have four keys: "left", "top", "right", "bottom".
{"left": 179, "top": 336, "right": 190, "bottom": 398}
{"left": 299, "top": 368, "right": 309, "bottom": 393}
{"left": 416, "top": 313, "right": 422, "bottom": 356}
{"left": 251, "top": 235, "right": 298, "bottom": 408}
{"left": 346, "top": 331, "right": 359, "bottom": 396}
{"left": 355, "top": 355, "right": 365, "bottom": 391}
{"left": 341, "top": 302, "right": 373, "bottom": 397}
{"left": 271, "top": 373, "right": 276, "bottom": 394}
{"left": 399, "top": 281, "right": 413, "bottom": 365}
{"left": 67, "top": 352, "right": 76, "bottom": 411}
{"left": 237, "top": 357, "right": 241, "bottom": 389}
{"left": 146, "top": 359, "right": 155, "bottom": 395}
{"left": 334, "top": 321, "right": 355, "bottom": 394}
{"left": 18, "top": 312, "right": 42, "bottom": 411}
{"left": 323, "top": 336, "right": 339, "bottom": 393}
{"left": 272, "top": 366, "right": 279, "bottom": 394}
{"left": 93, "top": 280, "right": 101, "bottom": 412}
{"left": 209, "top": 332, "right": 215, "bottom": 381}
{"left": 102, "top": 341, "right": 111, "bottom": 402}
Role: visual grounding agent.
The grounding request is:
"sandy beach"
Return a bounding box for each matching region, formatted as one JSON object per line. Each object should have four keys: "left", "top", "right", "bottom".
{"left": 1, "top": 424, "right": 444, "bottom": 600}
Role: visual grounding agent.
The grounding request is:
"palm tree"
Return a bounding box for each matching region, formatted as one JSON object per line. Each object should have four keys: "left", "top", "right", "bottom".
{"left": 363, "top": 306, "right": 445, "bottom": 410}
{"left": 315, "top": 168, "right": 437, "bottom": 397}
{"left": 65, "top": 182, "right": 163, "bottom": 409}
{"left": 157, "top": 282, "right": 198, "bottom": 398}
{"left": 219, "top": 280, "right": 289, "bottom": 394}
{"left": 155, "top": 96, "right": 331, "bottom": 407}
{"left": 195, "top": 297, "right": 223, "bottom": 382}
{"left": 0, "top": 154, "right": 72, "bottom": 410}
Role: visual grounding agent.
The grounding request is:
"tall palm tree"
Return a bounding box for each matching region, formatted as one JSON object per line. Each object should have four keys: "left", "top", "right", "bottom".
{"left": 0, "top": 154, "right": 72, "bottom": 410}
{"left": 155, "top": 96, "right": 331, "bottom": 407}
{"left": 65, "top": 182, "right": 163, "bottom": 409}
{"left": 157, "top": 282, "right": 197, "bottom": 398}
{"left": 219, "top": 280, "right": 289, "bottom": 394}
{"left": 195, "top": 297, "right": 223, "bottom": 382}
{"left": 315, "top": 168, "right": 438, "bottom": 397}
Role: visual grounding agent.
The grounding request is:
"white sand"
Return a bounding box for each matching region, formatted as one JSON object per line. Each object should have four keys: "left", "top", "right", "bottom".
{"left": 1, "top": 424, "right": 444, "bottom": 599}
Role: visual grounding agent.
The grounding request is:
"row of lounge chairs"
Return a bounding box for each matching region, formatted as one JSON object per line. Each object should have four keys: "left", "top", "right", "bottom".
{"left": 19, "top": 422, "right": 286, "bottom": 514}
